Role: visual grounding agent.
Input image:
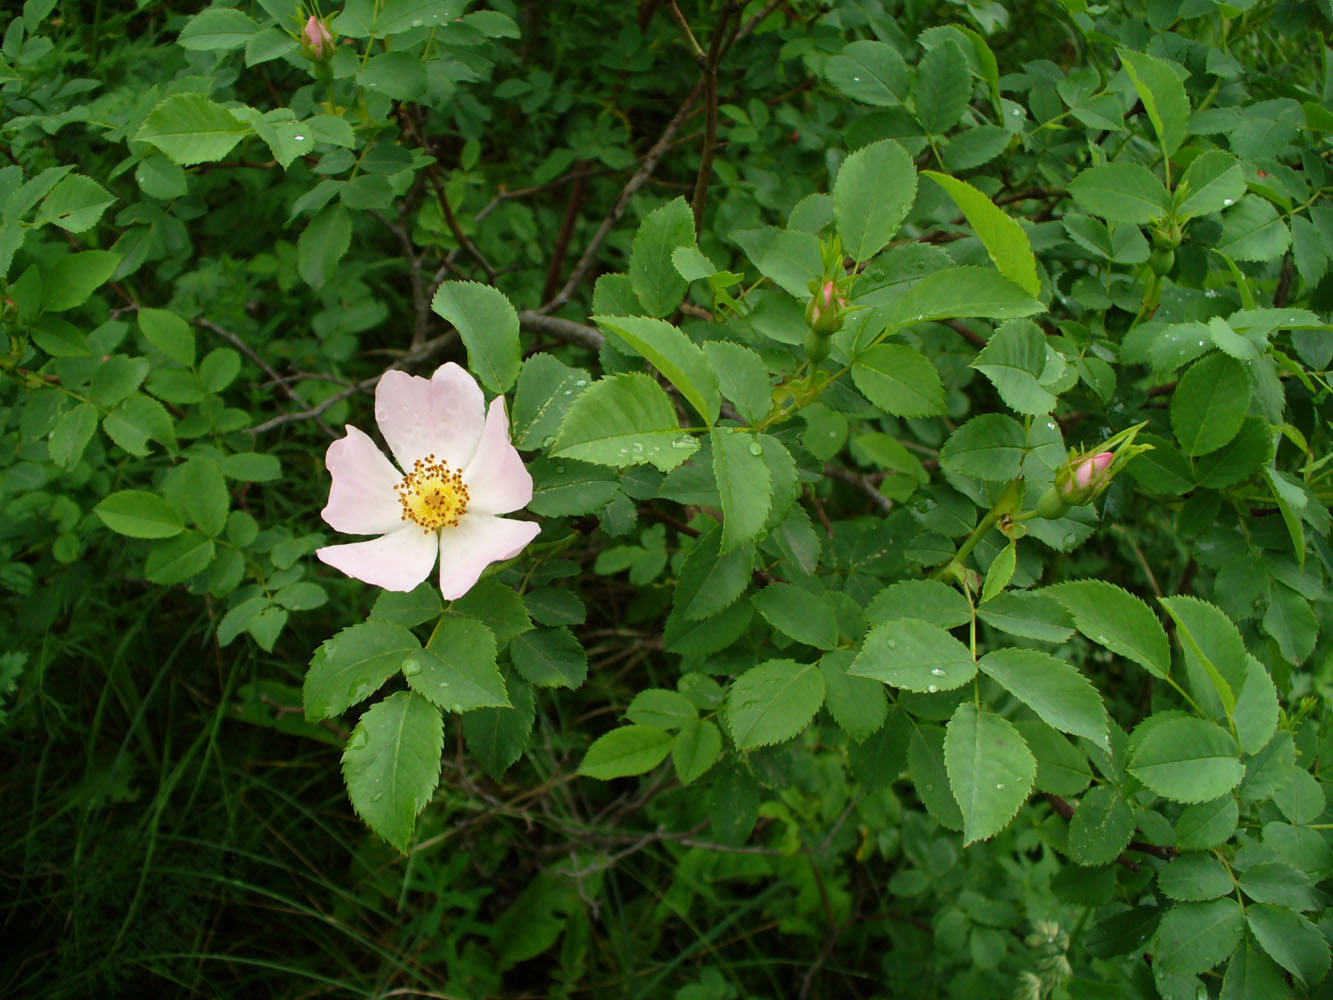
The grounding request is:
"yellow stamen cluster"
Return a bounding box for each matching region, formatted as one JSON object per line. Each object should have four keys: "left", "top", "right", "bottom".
{"left": 394, "top": 454, "right": 469, "bottom": 533}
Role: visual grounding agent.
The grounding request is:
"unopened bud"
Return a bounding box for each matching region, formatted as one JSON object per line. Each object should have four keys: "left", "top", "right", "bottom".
{"left": 1055, "top": 450, "right": 1114, "bottom": 506}
{"left": 302, "top": 14, "right": 335, "bottom": 60}
{"left": 804, "top": 280, "right": 847, "bottom": 339}
{"left": 1071, "top": 451, "right": 1113, "bottom": 491}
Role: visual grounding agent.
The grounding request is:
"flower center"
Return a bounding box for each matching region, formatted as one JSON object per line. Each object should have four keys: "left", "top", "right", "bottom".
{"left": 394, "top": 454, "right": 469, "bottom": 533}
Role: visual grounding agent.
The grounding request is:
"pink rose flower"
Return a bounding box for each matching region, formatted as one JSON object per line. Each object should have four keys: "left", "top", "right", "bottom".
{"left": 303, "top": 14, "right": 333, "bottom": 58}
{"left": 315, "top": 363, "right": 540, "bottom": 599}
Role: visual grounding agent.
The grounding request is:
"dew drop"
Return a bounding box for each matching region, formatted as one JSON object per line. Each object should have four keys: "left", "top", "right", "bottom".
{"left": 563, "top": 389, "right": 572, "bottom": 395}
{"left": 747, "top": 441, "right": 763, "bottom": 456}
{"left": 1197, "top": 340, "right": 1205, "bottom": 347}
{"left": 401, "top": 659, "right": 421, "bottom": 677}
{"left": 349, "top": 730, "right": 368, "bottom": 750}
{"left": 927, "top": 684, "right": 939, "bottom": 693}
{"left": 575, "top": 378, "right": 589, "bottom": 387}
{"left": 632, "top": 442, "right": 645, "bottom": 453}
{"left": 672, "top": 435, "right": 693, "bottom": 448}
{"left": 995, "top": 782, "right": 1006, "bottom": 790}
{"left": 371, "top": 791, "right": 384, "bottom": 803}
{"left": 852, "top": 76, "right": 861, "bottom": 82}
{"left": 412, "top": 17, "right": 422, "bottom": 25}
{"left": 555, "top": 465, "right": 565, "bottom": 473}
{"left": 1011, "top": 108, "right": 1022, "bottom": 116}
{"left": 1046, "top": 421, "right": 1056, "bottom": 430}
{"left": 542, "top": 435, "right": 556, "bottom": 447}
{"left": 887, "top": 640, "right": 897, "bottom": 649}
{"left": 1222, "top": 197, "right": 1234, "bottom": 206}
{"left": 294, "top": 134, "right": 305, "bottom": 141}
{"left": 930, "top": 667, "right": 946, "bottom": 677}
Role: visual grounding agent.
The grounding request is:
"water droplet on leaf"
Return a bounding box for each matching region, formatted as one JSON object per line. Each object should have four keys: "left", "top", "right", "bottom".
{"left": 747, "top": 441, "right": 763, "bottom": 456}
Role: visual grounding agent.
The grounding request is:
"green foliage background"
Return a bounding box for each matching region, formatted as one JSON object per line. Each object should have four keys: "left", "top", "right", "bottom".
{"left": 3, "top": 0, "right": 1333, "bottom": 997}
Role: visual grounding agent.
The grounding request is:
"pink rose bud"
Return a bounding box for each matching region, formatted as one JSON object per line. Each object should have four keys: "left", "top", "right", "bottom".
{"left": 1073, "top": 451, "right": 1114, "bottom": 490}
{"left": 304, "top": 15, "right": 333, "bottom": 58}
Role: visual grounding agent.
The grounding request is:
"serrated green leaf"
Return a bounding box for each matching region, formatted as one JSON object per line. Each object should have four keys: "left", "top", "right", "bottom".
{"left": 595, "top": 315, "right": 719, "bottom": 425}
{"left": 979, "top": 648, "right": 1108, "bottom": 750}
{"left": 938, "top": 412, "right": 1027, "bottom": 482}
{"left": 552, "top": 373, "right": 697, "bottom": 472}
{"left": 407, "top": 617, "right": 508, "bottom": 712}
{"left": 579, "top": 725, "right": 674, "bottom": 779}
{"left": 1129, "top": 716, "right": 1243, "bottom": 803}
{"left": 731, "top": 227, "right": 822, "bottom": 297}
{"left": 923, "top": 172, "right": 1039, "bottom": 296}
{"left": 825, "top": 39, "right": 908, "bottom": 106}
{"left": 511, "top": 353, "right": 589, "bottom": 450}
{"left": 1170, "top": 353, "right": 1251, "bottom": 457}
{"left": 137, "top": 307, "right": 195, "bottom": 365}
{"left": 176, "top": 458, "right": 229, "bottom": 536}
{"left": 751, "top": 583, "right": 838, "bottom": 649}
{"left": 304, "top": 621, "right": 420, "bottom": 721}
{"left": 43, "top": 250, "right": 120, "bottom": 311}
{"left": 626, "top": 689, "right": 696, "bottom": 730}
{"left": 1048, "top": 580, "right": 1171, "bottom": 679}
{"left": 1234, "top": 655, "right": 1279, "bottom": 755}
{"left": 94, "top": 489, "right": 184, "bottom": 539}
{"left": 970, "top": 319, "right": 1058, "bottom": 414}
{"left": 1154, "top": 899, "right": 1244, "bottom": 976}
{"left": 819, "top": 649, "right": 887, "bottom": 742}
{"left": 1240, "top": 862, "right": 1318, "bottom": 911}
{"left": 135, "top": 93, "right": 251, "bottom": 166}
{"left": 144, "top": 531, "right": 215, "bottom": 585}
{"left": 298, "top": 203, "right": 352, "bottom": 289}
{"left": 177, "top": 8, "right": 259, "bottom": 49}
{"left": 510, "top": 627, "right": 587, "bottom": 689}
{"left": 672, "top": 524, "right": 753, "bottom": 621}
{"left": 886, "top": 266, "right": 1043, "bottom": 331}
{"left": 711, "top": 427, "right": 772, "bottom": 552}
{"left": 1157, "top": 854, "right": 1234, "bottom": 901}
{"left": 35, "top": 176, "right": 116, "bottom": 234}
{"left": 429, "top": 281, "right": 522, "bottom": 394}
{"left": 1069, "top": 162, "right": 1170, "bottom": 225}
{"left": 1221, "top": 945, "right": 1290, "bottom": 1000}
{"left": 1159, "top": 595, "right": 1247, "bottom": 717}
{"left": 629, "top": 197, "right": 695, "bottom": 316}
{"left": 945, "top": 703, "right": 1035, "bottom": 844}
{"left": 912, "top": 40, "right": 971, "bottom": 134}
{"left": 1246, "top": 904, "right": 1330, "bottom": 984}
{"left": 671, "top": 718, "right": 722, "bottom": 785}
{"left": 851, "top": 343, "right": 945, "bottom": 417}
{"left": 102, "top": 393, "right": 176, "bottom": 456}
{"left": 461, "top": 673, "right": 534, "bottom": 781}
{"left": 1218, "top": 197, "right": 1290, "bottom": 262}
{"left": 342, "top": 691, "right": 443, "bottom": 852}
{"left": 1175, "top": 796, "right": 1239, "bottom": 850}
{"left": 49, "top": 402, "right": 98, "bottom": 468}
{"left": 1176, "top": 150, "right": 1246, "bottom": 220}
{"left": 702, "top": 341, "right": 770, "bottom": 425}
{"left": 1067, "top": 785, "right": 1135, "bottom": 866}
{"left": 909, "top": 724, "right": 963, "bottom": 830}
{"left": 1119, "top": 49, "right": 1189, "bottom": 156}
{"left": 834, "top": 139, "right": 916, "bottom": 261}
{"left": 725, "top": 659, "right": 825, "bottom": 750}
{"left": 850, "top": 619, "right": 977, "bottom": 692}
{"left": 1262, "top": 583, "right": 1318, "bottom": 666}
